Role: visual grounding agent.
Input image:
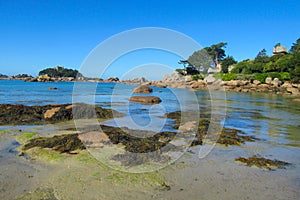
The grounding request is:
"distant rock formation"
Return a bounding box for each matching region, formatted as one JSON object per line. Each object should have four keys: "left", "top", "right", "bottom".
{"left": 273, "top": 45, "right": 288, "bottom": 55}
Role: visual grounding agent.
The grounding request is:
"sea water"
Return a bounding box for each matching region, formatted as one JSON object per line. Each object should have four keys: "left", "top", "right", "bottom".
{"left": 0, "top": 80, "right": 300, "bottom": 147}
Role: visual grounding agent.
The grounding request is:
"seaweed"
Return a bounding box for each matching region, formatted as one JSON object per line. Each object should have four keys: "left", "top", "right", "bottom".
{"left": 111, "top": 151, "right": 171, "bottom": 166}
{"left": 0, "top": 103, "right": 122, "bottom": 125}
{"left": 235, "top": 156, "right": 290, "bottom": 170}
{"left": 165, "top": 111, "right": 259, "bottom": 147}
{"left": 23, "top": 133, "right": 86, "bottom": 154}
{"left": 216, "top": 128, "right": 259, "bottom": 146}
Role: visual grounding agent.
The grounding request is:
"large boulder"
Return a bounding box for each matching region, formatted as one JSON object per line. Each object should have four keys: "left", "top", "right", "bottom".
{"left": 253, "top": 80, "right": 261, "bottom": 85}
{"left": 204, "top": 74, "right": 216, "bottom": 84}
{"left": 104, "top": 77, "right": 119, "bottom": 82}
{"left": 129, "top": 96, "right": 162, "bottom": 104}
{"left": 286, "top": 87, "right": 300, "bottom": 95}
{"left": 265, "top": 77, "right": 272, "bottom": 85}
{"left": 163, "top": 71, "right": 183, "bottom": 82}
{"left": 133, "top": 85, "right": 153, "bottom": 94}
{"left": 281, "top": 81, "right": 293, "bottom": 88}
{"left": 184, "top": 75, "right": 192, "bottom": 82}
{"left": 273, "top": 45, "right": 288, "bottom": 55}
{"left": 271, "top": 78, "right": 282, "bottom": 87}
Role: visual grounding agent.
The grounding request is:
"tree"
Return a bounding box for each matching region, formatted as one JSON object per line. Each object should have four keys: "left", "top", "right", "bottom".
{"left": 39, "top": 66, "right": 83, "bottom": 78}
{"left": 290, "top": 38, "right": 300, "bottom": 53}
{"left": 255, "top": 49, "right": 267, "bottom": 59}
{"left": 186, "top": 42, "right": 227, "bottom": 73}
{"left": 221, "top": 56, "right": 237, "bottom": 73}
{"left": 205, "top": 42, "right": 227, "bottom": 67}
{"left": 187, "top": 48, "right": 212, "bottom": 73}
{"left": 274, "top": 43, "right": 281, "bottom": 48}
{"left": 254, "top": 49, "right": 269, "bottom": 64}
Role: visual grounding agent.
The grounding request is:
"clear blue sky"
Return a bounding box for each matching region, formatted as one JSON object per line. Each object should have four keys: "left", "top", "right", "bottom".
{"left": 0, "top": 0, "right": 299, "bottom": 79}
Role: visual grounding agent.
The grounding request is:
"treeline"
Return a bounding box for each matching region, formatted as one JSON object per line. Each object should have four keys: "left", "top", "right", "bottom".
{"left": 39, "top": 66, "right": 83, "bottom": 78}
{"left": 178, "top": 38, "right": 300, "bottom": 83}
{"left": 0, "top": 73, "right": 8, "bottom": 78}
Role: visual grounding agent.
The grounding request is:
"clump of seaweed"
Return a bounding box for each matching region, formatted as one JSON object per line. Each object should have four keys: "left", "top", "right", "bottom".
{"left": 165, "top": 110, "right": 259, "bottom": 147}
{"left": 23, "top": 133, "right": 86, "bottom": 154}
{"left": 99, "top": 125, "right": 177, "bottom": 153}
{"left": 111, "top": 151, "right": 171, "bottom": 166}
{"left": 235, "top": 156, "right": 290, "bottom": 170}
{"left": 22, "top": 125, "right": 178, "bottom": 156}
{"left": 216, "top": 128, "right": 259, "bottom": 146}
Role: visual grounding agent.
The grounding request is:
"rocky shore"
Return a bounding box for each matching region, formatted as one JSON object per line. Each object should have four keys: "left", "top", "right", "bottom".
{"left": 121, "top": 72, "right": 300, "bottom": 96}
{"left": 2, "top": 71, "right": 300, "bottom": 95}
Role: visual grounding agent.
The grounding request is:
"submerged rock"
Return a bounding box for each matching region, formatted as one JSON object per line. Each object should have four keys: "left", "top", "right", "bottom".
{"left": 235, "top": 156, "right": 290, "bottom": 170}
{"left": 129, "top": 96, "right": 162, "bottom": 104}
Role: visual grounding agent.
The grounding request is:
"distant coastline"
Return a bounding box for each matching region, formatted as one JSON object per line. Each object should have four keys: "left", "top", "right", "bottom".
{"left": 1, "top": 72, "right": 300, "bottom": 96}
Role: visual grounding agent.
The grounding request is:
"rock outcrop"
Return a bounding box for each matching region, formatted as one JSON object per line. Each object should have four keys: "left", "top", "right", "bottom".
{"left": 147, "top": 71, "right": 300, "bottom": 96}
{"left": 129, "top": 96, "right": 162, "bottom": 104}
{"left": 0, "top": 103, "right": 122, "bottom": 125}
{"left": 133, "top": 85, "right": 153, "bottom": 94}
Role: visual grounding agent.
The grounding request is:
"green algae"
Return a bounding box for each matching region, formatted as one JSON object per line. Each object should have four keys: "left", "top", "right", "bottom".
{"left": 105, "top": 170, "right": 166, "bottom": 187}
{"left": 15, "top": 132, "right": 39, "bottom": 144}
{"left": 28, "top": 148, "right": 64, "bottom": 162}
{"left": 14, "top": 188, "right": 58, "bottom": 200}
{"left": 0, "top": 130, "right": 11, "bottom": 134}
{"left": 76, "top": 152, "right": 97, "bottom": 164}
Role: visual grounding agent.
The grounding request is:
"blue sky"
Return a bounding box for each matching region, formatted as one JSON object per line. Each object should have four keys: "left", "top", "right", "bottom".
{"left": 0, "top": 0, "right": 299, "bottom": 79}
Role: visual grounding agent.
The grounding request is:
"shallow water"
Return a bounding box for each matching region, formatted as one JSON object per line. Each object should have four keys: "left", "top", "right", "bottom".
{"left": 0, "top": 80, "right": 300, "bottom": 199}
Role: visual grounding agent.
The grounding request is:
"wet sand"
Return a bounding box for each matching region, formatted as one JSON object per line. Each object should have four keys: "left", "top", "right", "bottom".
{"left": 0, "top": 123, "right": 299, "bottom": 200}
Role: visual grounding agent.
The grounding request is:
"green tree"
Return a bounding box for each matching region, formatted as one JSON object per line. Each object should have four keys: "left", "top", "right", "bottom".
{"left": 289, "top": 51, "right": 300, "bottom": 82}
{"left": 187, "top": 42, "right": 227, "bottom": 73}
{"left": 39, "top": 66, "right": 83, "bottom": 78}
{"left": 255, "top": 49, "right": 268, "bottom": 60}
{"left": 187, "top": 49, "right": 212, "bottom": 73}
{"left": 205, "top": 42, "right": 227, "bottom": 67}
{"left": 290, "top": 38, "right": 300, "bottom": 53}
{"left": 221, "top": 56, "right": 237, "bottom": 73}
{"left": 274, "top": 43, "right": 281, "bottom": 48}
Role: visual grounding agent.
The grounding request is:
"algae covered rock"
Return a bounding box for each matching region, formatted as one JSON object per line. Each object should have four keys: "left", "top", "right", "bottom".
{"left": 165, "top": 110, "right": 259, "bottom": 147}
{"left": 0, "top": 103, "right": 121, "bottom": 125}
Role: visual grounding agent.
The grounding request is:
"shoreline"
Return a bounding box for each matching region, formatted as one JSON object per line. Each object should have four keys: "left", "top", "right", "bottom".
{"left": 1, "top": 74, "right": 300, "bottom": 96}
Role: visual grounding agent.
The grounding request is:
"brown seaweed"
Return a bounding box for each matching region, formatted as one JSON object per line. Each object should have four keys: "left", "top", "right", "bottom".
{"left": 235, "top": 156, "right": 290, "bottom": 170}
{"left": 23, "top": 133, "right": 86, "bottom": 154}
{"left": 0, "top": 103, "right": 121, "bottom": 125}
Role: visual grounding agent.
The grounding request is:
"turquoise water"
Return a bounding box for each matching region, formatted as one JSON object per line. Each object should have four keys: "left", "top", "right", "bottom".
{"left": 0, "top": 80, "right": 300, "bottom": 147}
